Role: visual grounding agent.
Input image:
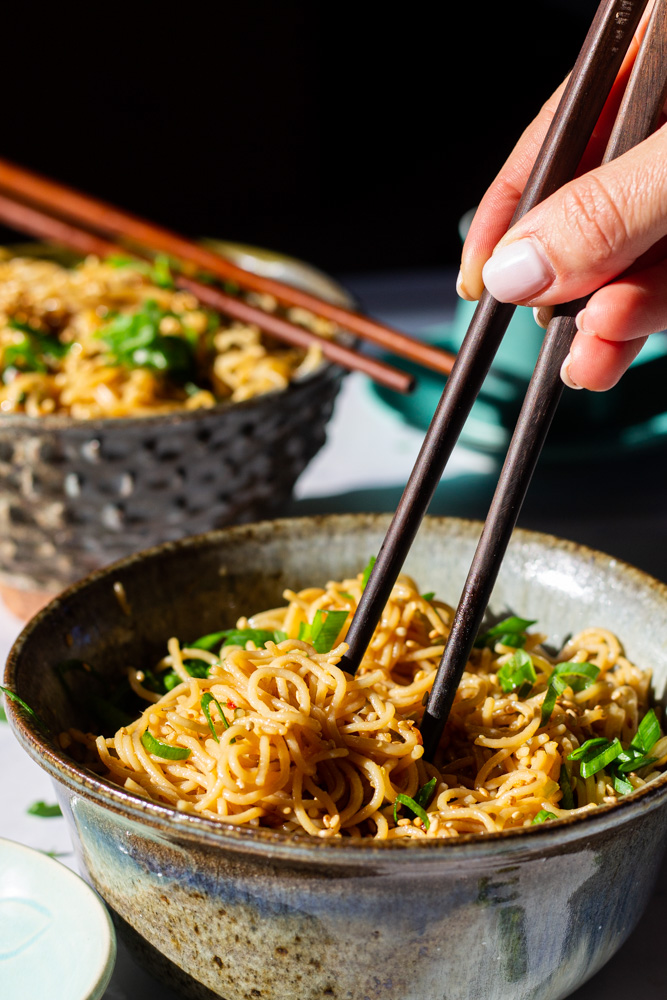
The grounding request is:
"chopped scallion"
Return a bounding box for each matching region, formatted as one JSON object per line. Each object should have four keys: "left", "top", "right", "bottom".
{"left": 497, "top": 649, "right": 536, "bottom": 697}
{"left": 140, "top": 730, "right": 191, "bottom": 760}
{"left": 393, "top": 792, "right": 430, "bottom": 830}
{"left": 201, "top": 692, "right": 230, "bottom": 743}
{"left": 298, "top": 610, "right": 348, "bottom": 654}
{"left": 532, "top": 809, "right": 557, "bottom": 824}
{"left": 475, "top": 616, "right": 536, "bottom": 649}
{"left": 0, "top": 684, "right": 48, "bottom": 732}
{"left": 540, "top": 661, "right": 600, "bottom": 725}
{"left": 559, "top": 765, "right": 575, "bottom": 809}
{"left": 414, "top": 776, "right": 437, "bottom": 810}
{"left": 631, "top": 708, "right": 660, "bottom": 754}
{"left": 361, "top": 556, "right": 376, "bottom": 590}
{"left": 27, "top": 801, "right": 62, "bottom": 818}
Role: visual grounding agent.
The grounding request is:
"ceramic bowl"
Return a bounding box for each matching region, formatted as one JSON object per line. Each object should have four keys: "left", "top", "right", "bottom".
{"left": 0, "top": 837, "right": 116, "bottom": 999}
{"left": 6, "top": 514, "right": 667, "bottom": 1000}
{"left": 0, "top": 243, "right": 352, "bottom": 617}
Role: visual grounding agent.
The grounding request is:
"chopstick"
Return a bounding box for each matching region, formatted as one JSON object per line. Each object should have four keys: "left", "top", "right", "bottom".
{"left": 0, "top": 158, "right": 457, "bottom": 380}
{"left": 338, "top": 0, "right": 650, "bottom": 676}
{"left": 419, "top": 0, "right": 667, "bottom": 759}
{"left": 0, "top": 191, "right": 415, "bottom": 395}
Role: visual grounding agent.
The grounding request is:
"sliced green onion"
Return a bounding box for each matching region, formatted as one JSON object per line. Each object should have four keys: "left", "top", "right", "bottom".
{"left": 567, "top": 737, "right": 610, "bottom": 761}
{"left": 414, "top": 776, "right": 437, "bottom": 810}
{"left": 140, "top": 730, "right": 191, "bottom": 760}
{"left": 0, "top": 703, "right": 6, "bottom": 723}
{"left": 0, "top": 684, "right": 48, "bottom": 732}
{"left": 163, "top": 671, "right": 184, "bottom": 692}
{"left": 421, "top": 592, "right": 435, "bottom": 602}
{"left": 27, "top": 801, "right": 62, "bottom": 818}
{"left": 540, "top": 661, "right": 600, "bottom": 725}
{"left": 613, "top": 773, "right": 634, "bottom": 795}
{"left": 631, "top": 708, "right": 660, "bottom": 754}
{"left": 361, "top": 556, "right": 376, "bottom": 590}
{"left": 559, "top": 765, "right": 575, "bottom": 809}
{"left": 339, "top": 592, "right": 354, "bottom": 601}
{"left": 298, "top": 609, "right": 349, "bottom": 654}
{"left": 497, "top": 649, "right": 536, "bottom": 696}
{"left": 219, "top": 628, "right": 287, "bottom": 649}
{"left": 151, "top": 253, "right": 175, "bottom": 289}
{"left": 476, "top": 616, "right": 536, "bottom": 649}
{"left": 540, "top": 685, "right": 559, "bottom": 726}
{"left": 201, "top": 692, "right": 230, "bottom": 743}
{"left": 106, "top": 254, "right": 149, "bottom": 270}
{"left": 579, "top": 738, "right": 623, "bottom": 779}
{"left": 616, "top": 753, "right": 658, "bottom": 774}
{"left": 393, "top": 793, "right": 430, "bottom": 830}
{"left": 532, "top": 809, "right": 557, "bottom": 824}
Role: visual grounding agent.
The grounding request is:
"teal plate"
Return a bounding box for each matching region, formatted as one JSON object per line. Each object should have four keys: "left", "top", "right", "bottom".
{"left": 0, "top": 838, "right": 116, "bottom": 999}
{"left": 371, "top": 315, "right": 667, "bottom": 463}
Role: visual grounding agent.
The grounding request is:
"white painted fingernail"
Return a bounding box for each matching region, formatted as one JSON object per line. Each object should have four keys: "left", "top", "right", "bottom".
{"left": 482, "top": 239, "right": 552, "bottom": 302}
{"left": 575, "top": 308, "right": 595, "bottom": 335}
{"left": 560, "top": 352, "right": 583, "bottom": 390}
{"left": 456, "top": 269, "right": 474, "bottom": 301}
{"left": 533, "top": 306, "right": 552, "bottom": 329}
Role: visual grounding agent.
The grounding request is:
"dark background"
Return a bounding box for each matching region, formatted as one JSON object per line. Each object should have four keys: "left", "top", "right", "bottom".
{"left": 3, "top": 1, "right": 600, "bottom": 276}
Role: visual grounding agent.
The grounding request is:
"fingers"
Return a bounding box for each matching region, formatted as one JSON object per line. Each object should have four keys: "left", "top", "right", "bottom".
{"left": 562, "top": 333, "right": 647, "bottom": 392}
{"left": 557, "top": 252, "right": 667, "bottom": 390}
{"left": 458, "top": 82, "right": 567, "bottom": 301}
{"left": 577, "top": 253, "right": 667, "bottom": 343}
{"left": 481, "top": 128, "right": 667, "bottom": 307}
{"left": 459, "top": 9, "right": 652, "bottom": 303}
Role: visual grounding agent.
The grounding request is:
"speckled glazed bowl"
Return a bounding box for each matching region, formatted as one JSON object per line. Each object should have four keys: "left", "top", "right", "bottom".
{"left": 6, "top": 515, "right": 667, "bottom": 1000}
{"left": 0, "top": 244, "right": 352, "bottom": 617}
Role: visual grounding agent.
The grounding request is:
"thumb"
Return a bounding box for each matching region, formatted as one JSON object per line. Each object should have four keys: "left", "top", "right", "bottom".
{"left": 481, "top": 126, "right": 667, "bottom": 307}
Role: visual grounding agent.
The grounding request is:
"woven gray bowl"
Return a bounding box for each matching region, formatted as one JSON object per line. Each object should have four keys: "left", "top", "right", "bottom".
{"left": 6, "top": 514, "right": 667, "bottom": 1000}
{"left": 0, "top": 243, "right": 352, "bottom": 613}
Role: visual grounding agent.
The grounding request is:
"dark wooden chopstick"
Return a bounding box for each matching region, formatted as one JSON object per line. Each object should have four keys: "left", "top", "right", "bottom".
{"left": 0, "top": 191, "right": 415, "bottom": 395}
{"left": 420, "top": 0, "right": 667, "bottom": 759}
{"left": 338, "top": 0, "right": 650, "bottom": 676}
{"left": 0, "top": 158, "right": 457, "bottom": 379}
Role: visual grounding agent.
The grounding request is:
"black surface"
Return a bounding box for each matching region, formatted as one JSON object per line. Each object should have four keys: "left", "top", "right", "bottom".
{"left": 4, "top": 1, "right": 600, "bottom": 272}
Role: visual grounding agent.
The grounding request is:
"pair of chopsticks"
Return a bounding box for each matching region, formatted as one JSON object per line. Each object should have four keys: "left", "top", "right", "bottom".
{"left": 0, "top": 161, "right": 457, "bottom": 396}
{"left": 340, "top": 0, "right": 667, "bottom": 758}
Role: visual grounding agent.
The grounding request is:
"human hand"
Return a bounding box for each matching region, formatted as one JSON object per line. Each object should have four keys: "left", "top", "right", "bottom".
{"left": 458, "top": 12, "right": 667, "bottom": 392}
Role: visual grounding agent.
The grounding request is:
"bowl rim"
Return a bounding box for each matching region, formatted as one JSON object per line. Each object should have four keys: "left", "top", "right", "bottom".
{"left": 6, "top": 513, "right": 667, "bottom": 863}
{"left": 0, "top": 240, "right": 355, "bottom": 432}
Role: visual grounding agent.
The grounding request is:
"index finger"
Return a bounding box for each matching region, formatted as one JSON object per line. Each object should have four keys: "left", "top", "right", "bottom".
{"left": 459, "top": 19, "right": 646, "bottom": 301}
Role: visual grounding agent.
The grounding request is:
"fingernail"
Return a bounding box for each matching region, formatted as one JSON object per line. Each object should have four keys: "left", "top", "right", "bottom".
{"left": 560, "top": 352, "right": 583, "bottom": 390}
{"left": 456, "top": 269, "right": 474, "bottom": 301}
{"left": 533, "top": 305, "right": 552, "bottom": 329}
{"left": 575, "top": 308, "right": 595, "bottom": 335}
{"left": 482, "top": 239, "right": 552, "bottom": 302}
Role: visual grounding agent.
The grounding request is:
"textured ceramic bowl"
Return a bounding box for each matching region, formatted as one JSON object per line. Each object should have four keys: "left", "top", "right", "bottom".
{"left": 0, "top": 243, "right": 352, "bottom": 616}
{"left": 6, "top": 514, "right": 667, "bottom": 1000}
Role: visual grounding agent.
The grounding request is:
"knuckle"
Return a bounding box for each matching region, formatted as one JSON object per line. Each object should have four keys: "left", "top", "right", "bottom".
{"left": 561, "top": 175, "right": 629, "bottom": 262}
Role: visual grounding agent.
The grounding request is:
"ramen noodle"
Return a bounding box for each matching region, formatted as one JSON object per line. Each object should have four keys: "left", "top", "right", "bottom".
{"left": 0, "top": 253, "right": 333, "bottom": 418}
{"left": 66, "top": 569, "right": 667, "bottom": 839}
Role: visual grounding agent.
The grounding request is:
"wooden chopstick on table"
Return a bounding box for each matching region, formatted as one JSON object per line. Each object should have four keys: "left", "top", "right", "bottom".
{"left": 0, "top": 191, "right": 416, "bottom": 395}
{"left": 338, "top": 0, "right": 651, "bottom": 678}
{"left": 0, "top": 158, "right": 457, "bottom": 382}
{"left": 419, "top": 0, "right": 667, "bottom": 758}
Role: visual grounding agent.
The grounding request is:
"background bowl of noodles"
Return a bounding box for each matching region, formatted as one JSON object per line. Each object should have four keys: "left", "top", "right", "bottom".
{"left": 6, "top": 513, "right": 667, "bottom": 1000}
{"left": 0, "top": 242, "right": 352, "bottom": 617}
